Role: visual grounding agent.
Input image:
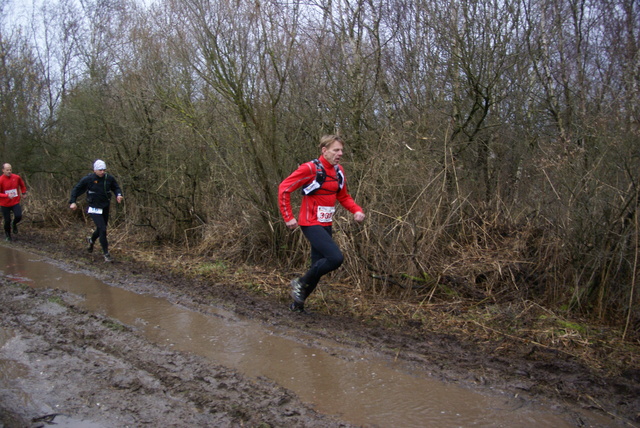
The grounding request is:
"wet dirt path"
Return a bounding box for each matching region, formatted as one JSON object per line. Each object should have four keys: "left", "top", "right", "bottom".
{"left": 0, "top": 245, "right": 615, "bottom": 427}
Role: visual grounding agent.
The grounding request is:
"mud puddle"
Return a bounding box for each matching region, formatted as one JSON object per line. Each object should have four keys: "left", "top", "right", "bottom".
{"left": 0, "top": 245, "right": 611, "bottom": 427}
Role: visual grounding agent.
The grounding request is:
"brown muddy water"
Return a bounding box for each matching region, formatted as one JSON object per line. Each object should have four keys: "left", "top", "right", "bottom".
{"left": 0, "top": 245, "right": 610, "bottom": 427}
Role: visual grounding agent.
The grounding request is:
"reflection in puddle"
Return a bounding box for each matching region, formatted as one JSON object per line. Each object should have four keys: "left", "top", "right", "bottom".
{"left": 0, "top": 245, "right": 610, "bottom": 427}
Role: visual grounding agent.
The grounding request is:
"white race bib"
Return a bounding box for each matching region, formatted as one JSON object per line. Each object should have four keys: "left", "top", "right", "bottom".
{"left": 88, "top": 207, "right": 103, "bottom": 215}
{"left": 6, "top": 189, "right": 17, "bottom": 198}
{"left": 317, "top": 206, "right": 335, "bottom": 223}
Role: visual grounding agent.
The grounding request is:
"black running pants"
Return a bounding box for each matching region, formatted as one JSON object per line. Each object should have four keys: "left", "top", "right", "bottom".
{"left": 89, "top": 206, "right": 110, "bottom": 254}
{"left": 2, "top": 204, "right": 22, "bottom": 235}
{"left": 300, "top": 225, "right": 344, "bottom": 296}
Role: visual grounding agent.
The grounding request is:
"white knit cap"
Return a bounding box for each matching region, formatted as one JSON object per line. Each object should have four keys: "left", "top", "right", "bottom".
{"left": 93, "top": 159, "right": 106, "bottom": 170}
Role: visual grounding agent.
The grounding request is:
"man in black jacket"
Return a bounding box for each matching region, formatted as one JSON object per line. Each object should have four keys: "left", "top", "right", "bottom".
{"left": 69, "top": 159, "right": 124, "bottom": 262}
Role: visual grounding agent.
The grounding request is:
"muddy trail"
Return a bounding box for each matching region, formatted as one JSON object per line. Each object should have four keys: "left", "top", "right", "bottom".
{"left": 1, "top": 228, "right": 639, "bottom": 427}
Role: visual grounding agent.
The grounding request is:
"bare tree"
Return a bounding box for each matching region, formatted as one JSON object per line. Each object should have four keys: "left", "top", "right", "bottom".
{"left": 0, "top": 9, "right": 43, "bottom": 166}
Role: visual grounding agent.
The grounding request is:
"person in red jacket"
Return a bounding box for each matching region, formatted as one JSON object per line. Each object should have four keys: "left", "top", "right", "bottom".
{"left": 0, "top": 163, "right": 27, "bottom": 242}
{"left": 278, "top": 135, "right": 365, "bottom": 312}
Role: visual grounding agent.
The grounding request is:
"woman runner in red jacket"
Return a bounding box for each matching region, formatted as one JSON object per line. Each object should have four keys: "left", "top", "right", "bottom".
{"left": 278, "top": 135, "right": 365, "bottom": 312}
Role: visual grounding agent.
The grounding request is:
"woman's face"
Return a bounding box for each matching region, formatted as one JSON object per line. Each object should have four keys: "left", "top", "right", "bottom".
{"left": 322, "top": 141, "right": 344, "bottom": 165}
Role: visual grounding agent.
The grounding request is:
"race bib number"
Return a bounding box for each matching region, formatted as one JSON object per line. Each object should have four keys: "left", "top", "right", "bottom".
{"left": 6, "top": 189, "right": 17, "bottom": 198}
{"left": 317, "top": 206, "right": 335, "bottom": 223}
{"left": 87, "top": 207, "right": 103, "bottom": 215}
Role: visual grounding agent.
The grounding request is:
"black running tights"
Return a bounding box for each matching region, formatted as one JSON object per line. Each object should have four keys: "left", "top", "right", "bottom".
{"left": 300, "top": 225, "right": 344, "bottom": 296}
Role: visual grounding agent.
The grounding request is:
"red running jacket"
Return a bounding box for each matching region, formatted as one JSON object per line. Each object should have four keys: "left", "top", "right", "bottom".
{"left": 0, "top": 173, "right": 27, "bottom": 208}
{"left": 278, "top": 155, "right": 362, "bottom": 226}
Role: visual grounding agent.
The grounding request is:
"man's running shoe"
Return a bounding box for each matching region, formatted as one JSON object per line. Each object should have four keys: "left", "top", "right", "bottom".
{"left": 5, "top": 233, "right": 11, "bottom": 242}
{"left": 103, "top": 253, "right": 113, "bottom": 263}
{"left": 11, "top": 222, "right": 17, "bottom": 234}
{"left": 87, "top": 237, "right": 94, "bottom": 253}
{"left": 290, "top": 278, "right": 306, "bottom": 304}
{"left": 289, "top": 302, "right": 305, "bottom": 313}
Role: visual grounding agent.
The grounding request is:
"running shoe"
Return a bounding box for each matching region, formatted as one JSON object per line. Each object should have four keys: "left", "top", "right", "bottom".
{"left": 289, "top": 302, "right": 305, "bottom": 313}
{"left": 87, "top": 237, "right": 94, "bottom": 253}
{"left": 5, "top": 233, "right": 11, "bottom": 242}
{"left": 290, "top": 278, "right": 306, "bottom": 304}
{"left": 103, "top": 253, "right": 113, "bottom": 263}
